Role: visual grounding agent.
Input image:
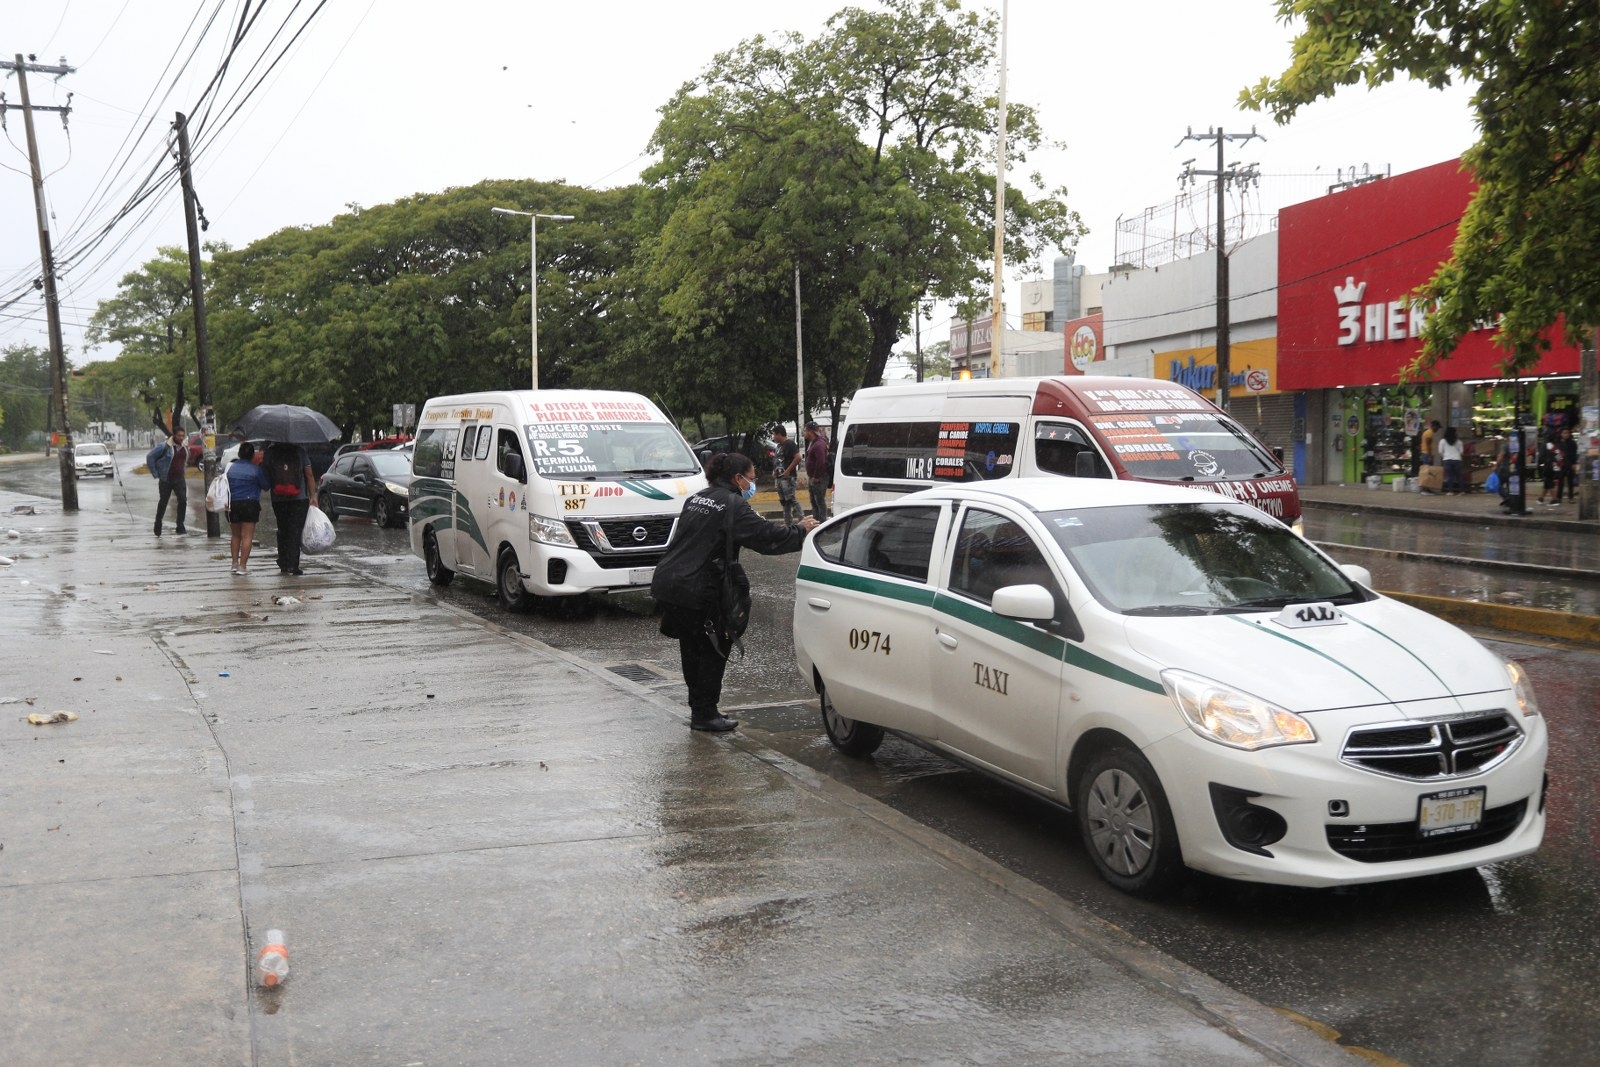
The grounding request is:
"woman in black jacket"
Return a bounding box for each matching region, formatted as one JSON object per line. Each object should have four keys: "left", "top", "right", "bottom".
{"left": 652, "top": 452, "right": 819, "bottom": 732}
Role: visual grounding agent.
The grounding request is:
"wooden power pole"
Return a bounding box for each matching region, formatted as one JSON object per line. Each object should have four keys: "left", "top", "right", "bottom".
{"left": 9, "top": 54, "right": 77, "bottom": 511}
{"left": 173, "top": 112, "right": 220, "bottom": 537}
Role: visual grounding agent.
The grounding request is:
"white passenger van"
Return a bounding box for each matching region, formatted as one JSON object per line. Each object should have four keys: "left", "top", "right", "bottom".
{"left": 835, "top": 375, "right": 1303, "bottom": 531}
{"left": 409, "top": 390, "right": 705, "bottom": 609}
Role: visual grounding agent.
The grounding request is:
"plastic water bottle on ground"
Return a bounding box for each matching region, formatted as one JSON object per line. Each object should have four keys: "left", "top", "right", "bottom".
{"left": 257, "top": 929, "right": 288, "bottom": 987}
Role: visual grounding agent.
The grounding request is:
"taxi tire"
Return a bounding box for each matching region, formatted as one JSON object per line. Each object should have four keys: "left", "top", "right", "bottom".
{"left": 1075, "top": 746, "right": 1183, "bottom": 899}
{"left": 497, "top": 547, "right": 533, "bottom": 613}
{"left": 373, "top": 495, "right": 394, "bottom": 528}
{"left": 424, "top": 527, "right": 454, "bottom": 587}
{"left": 819, "top": 682, "right": 884, "bottom": 757}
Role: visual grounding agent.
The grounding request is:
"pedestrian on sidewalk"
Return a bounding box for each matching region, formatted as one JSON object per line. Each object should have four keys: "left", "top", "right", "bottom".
{"left": 1537, "top": 430, "right": 1564, "bottom": 506}
{"left": 264, "top": 440, "right": 318, "bottom": 575}
{"left": 1420, "top": 420, "right": 1440, "bottom": 467}
{"left": 652, "top": 451, "right": 818, "bottom": 733}
{"left": 803, "top": 421, "right": 831, "bottom": 521}
{"left": 771, "top": 425, "right": 803, "bottom": 525}
{"left": 1558, "top": 426, "right": 1579, "bottom": 502}
{"left": 150, "top": 429, "right": 190, "bottom": 536}
{"left": 224, "top": 442, "right": 273, "bottom": 575}
{"left": 1439, "top": 426, "right": 1465, "bottom": 495}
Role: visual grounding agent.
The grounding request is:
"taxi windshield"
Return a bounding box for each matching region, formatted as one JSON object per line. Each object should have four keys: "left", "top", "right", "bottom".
{"left": 522, "top": 422, "right": 699, "bottom": 479}
{"left": 1085, "top": 411, "right": 1280, "bottom": 482}
{"left": 1041, "top": 502, "right": 1365, "bottom": 616}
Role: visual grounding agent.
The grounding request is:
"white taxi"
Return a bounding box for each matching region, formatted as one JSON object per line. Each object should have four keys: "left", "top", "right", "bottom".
{"left": 792, "top": 479, "right": 1547, "bottom": 896}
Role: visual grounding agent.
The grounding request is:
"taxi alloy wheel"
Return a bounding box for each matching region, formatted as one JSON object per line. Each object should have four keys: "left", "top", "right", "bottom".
{"left": 424, "top": 527, "right": 454, "bottom": 587}
{"left": 497, "top": 547, "right": 533, "bottom": 613}
{"left": 1076, "top": 746, "right": 1183, "bottom": 898}
{"left": 372, "top": 495, "right": 393, "bottom": 528}
{"left": 819, "top": 681, "right": 884, "bottom": 757}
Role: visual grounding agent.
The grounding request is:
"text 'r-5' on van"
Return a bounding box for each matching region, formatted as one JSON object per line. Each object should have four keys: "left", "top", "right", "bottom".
{"left": 408, "top": 390, "right": 707, "bottom": 610}
{"left": 834, "top": 375, "right": 1303, "bottom": 533}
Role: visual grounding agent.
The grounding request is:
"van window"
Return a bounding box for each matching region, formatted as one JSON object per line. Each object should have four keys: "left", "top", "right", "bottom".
{"left": 817, "top": 506, "right": 940, "bottom": 582}
{"left": 474, "top": 427, "right": 494, "bottom": 461}
{"left": 948, "top": 508, "right": 1059, "bottom": 605}
{"left": 460, "top": 425, "right": 479, "bottom": 461}
{"left": 497, "top": 428, "right": 525, "bottom": 479}
{"left": 1086, "top": 411, "right": 1279, "bottom": 482}
{"left": 840, "top": 420, "right": 1019, "bottom": 482}
{"left": 412, "top": 427, "right": 459, "bottom": 480}
{"left": 1035, "top": 422, "right": 1108, "bottom": 478}
{"left": 521, "top": 422, "right": 697, "bottom": 479}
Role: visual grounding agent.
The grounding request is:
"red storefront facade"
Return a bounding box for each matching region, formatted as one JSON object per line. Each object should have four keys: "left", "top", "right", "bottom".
{"left": 1278, "top": 158, "right": 1581, "bottom": 486}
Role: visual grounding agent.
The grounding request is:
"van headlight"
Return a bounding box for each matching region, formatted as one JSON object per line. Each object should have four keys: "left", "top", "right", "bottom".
{"left": 1504, "top": 659, "right": 1540, "bottom": 717}
{"left": 529, "top": 513, "right": 577, "bottom": 547}
{"left": 1161, "top": 669, "right": 1316, "bottom": 750}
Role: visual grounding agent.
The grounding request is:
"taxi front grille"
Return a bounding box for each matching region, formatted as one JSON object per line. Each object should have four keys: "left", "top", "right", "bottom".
{"left": 1326, "top": 799, "right": 1527, "bottom": 862}
{"left": 1340, "top": 713, "right": 1522, "bottom": 781}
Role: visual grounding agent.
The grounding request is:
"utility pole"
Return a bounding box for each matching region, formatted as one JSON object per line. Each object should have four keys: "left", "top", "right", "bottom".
{"left": 794, "top": 264, "right": 805, "bottom": 430}
{"left": 6, "top": 54, "right": 77, "bottom": 510}
{"left": 173, "top": 112, "right": 220, "bottom": 537}
{"left": 1579, "top": 329, "right": 1598, "bottom": 521}
{"left": 1179, "top": 126, "right": 1262, "bottom": 412}
{"left": 988, "top": 0, "right": 1010, "bottom": 380}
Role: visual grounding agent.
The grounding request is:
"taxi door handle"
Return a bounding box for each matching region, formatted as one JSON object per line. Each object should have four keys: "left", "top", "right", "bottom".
{"left": 807, "top": 597, "right": 831, "bottom": 610}
{"left": 937, "top": 632, "right": 959, "bottom": 649}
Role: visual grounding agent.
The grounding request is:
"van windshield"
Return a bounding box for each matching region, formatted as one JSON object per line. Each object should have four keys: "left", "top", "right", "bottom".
{"left": 522, "top": 422, "right": 699, "bottom": 479}
{"left": 1085, "top": 411, "right": 1280, "bottom": 482}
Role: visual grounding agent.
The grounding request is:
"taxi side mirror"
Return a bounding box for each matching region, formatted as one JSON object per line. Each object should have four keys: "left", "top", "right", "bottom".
{"left": 992, "top": 583, "right": 1086, "bottom": 643}
{"left": 1338, "top": 563, "right": 1374, "bottom": 589}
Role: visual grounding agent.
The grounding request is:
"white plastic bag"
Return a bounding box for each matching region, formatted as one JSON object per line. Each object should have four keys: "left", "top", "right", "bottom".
{"left": 301, "top": 505, "right": 336, "bottom": 554}
{"left": 205, "top": 473, "right": 232, "bottom": 513}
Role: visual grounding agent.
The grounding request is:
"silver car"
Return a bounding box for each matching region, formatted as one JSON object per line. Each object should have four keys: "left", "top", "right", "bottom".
{"left": 73, "top": 442, "right": 115, "bottom": 478}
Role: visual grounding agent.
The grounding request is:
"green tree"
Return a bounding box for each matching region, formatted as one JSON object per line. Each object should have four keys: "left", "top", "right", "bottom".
{"left": 0, "top": 344, "right": 53, "bottom": 451}
{"left": 83, "top": 246, "right": 212, "bottom": 428}
{"left": 641, "top": 0, "right": 1082, "bottom": 427}
{"left": 1241, "top": 0, "right": 1600, "bottom": 373}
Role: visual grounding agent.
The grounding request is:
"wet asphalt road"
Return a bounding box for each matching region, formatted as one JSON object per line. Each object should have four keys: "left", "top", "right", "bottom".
{"left": 29, "top": 462, "right": 1600, "bottom": 1066}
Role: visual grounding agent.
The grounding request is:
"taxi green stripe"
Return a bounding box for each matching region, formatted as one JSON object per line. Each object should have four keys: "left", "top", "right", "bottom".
{"left": 795, "top": 564, "right": 1163, "bottom": 695}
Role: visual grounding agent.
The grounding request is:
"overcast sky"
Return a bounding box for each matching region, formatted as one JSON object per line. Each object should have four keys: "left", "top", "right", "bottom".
{"left": 2, "top": 0, "right": 1478, "bottom": 364}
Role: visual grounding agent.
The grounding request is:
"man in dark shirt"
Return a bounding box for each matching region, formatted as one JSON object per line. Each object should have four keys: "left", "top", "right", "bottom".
{"left": 803, "top": 421, "right": 830, "bottom": 521}
{"left": 771, "top": 426, "right": 803, "bottom": 525}
{"left": 153, "top": 430, "right": 189, "bottom": 536}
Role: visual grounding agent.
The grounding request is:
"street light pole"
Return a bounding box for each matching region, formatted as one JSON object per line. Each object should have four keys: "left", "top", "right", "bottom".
{"left": 491, "top": 207, "right": 574, "bottom": 390}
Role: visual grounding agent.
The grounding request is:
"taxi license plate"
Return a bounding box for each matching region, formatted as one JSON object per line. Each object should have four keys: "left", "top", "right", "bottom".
{"left": 1417, "top": 787, "right": 1486, "bottom": 837}
{"left": 628, "top": 567, "right": 654, "bottom": 586}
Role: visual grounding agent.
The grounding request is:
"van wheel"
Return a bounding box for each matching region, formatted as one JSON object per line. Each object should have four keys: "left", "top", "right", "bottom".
{"left": 497, "top": 547, "right": 533, "bottom": 612}
{"left": 372, "top": 496, "right": 393, "bottom": 527}
{"left": 1075, "top": 746, "right": 1183, "bottom": 898}
{"left": 424, "top": 527, "right": 453, "bottom": 587}
{"left": 819, "top": 681, "right": 883, "bottom": 756}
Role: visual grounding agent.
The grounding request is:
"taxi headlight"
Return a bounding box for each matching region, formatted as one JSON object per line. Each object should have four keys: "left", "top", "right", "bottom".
{"left": 1504, "top": 658, "right": 1540, "bottom": 718}
{"left": 529, "top": 512, "right": 577, "bottom": 547}
{"left": 1162, "top": 669, "right": 1316, "bottom": 750}
{"left": 384, "top": 481, "right": 409, "bottom": 496}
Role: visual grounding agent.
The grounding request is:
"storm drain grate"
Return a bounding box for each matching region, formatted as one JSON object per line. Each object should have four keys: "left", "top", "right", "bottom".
{"left": 607, "top": 662, "right": 667, "bottom": 685}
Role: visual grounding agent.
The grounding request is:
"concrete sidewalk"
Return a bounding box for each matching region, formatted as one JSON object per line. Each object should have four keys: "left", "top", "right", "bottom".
{"left": 0, "top": 486, "right": 1358, "bottom": 1066}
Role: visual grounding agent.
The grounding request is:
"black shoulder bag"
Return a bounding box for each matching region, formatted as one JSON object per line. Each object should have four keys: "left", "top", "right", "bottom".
{"left": 709, "top": 505, "right": 753, "bottom": 660}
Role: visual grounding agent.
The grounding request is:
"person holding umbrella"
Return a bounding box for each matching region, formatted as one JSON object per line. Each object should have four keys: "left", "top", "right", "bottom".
{"left": 235, "top": 405, "right": 338, "bottom": 577}
{"left": 264, "top": 440, "right": 319, "bottom": 575}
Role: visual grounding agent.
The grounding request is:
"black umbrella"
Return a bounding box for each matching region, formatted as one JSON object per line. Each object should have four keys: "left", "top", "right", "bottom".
{"left": 234, "top": 404, "right": 339, "bottom": 445}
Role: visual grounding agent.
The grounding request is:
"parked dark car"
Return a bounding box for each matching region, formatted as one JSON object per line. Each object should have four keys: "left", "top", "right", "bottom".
{"left": 319, "top": 449, "right": 413, "bottom": 527}
{"left": 692, "top": 433, "right": 777, "bottom": 473}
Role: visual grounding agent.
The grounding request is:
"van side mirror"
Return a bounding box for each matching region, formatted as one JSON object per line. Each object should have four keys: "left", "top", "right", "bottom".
{"left": 1074, "top": 451, "right": 1106, "bottom": 478}
{"left": 504, "top": 453, "right": 526, "bottom": 483}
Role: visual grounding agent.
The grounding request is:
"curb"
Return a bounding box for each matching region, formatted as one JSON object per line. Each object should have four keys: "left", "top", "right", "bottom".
{"left": 1381, "top": 590, "right": 1600, "bottom": 649}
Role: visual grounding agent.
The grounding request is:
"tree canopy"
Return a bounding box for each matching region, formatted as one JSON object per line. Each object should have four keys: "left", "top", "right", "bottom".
{"left": 641, "top": 0, "right": 1082, "bottom": 426}
{"left": 1242, "top": 0, "right": 1600, "bottom": 375}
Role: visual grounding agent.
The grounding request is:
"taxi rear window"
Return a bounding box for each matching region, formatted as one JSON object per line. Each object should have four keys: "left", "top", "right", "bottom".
{"left": 815, "top": 506, "right": 940, "bottom": 582}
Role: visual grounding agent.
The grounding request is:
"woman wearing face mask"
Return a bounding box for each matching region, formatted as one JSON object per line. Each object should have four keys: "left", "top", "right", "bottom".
{"left": 652, "top": 451, "right": 819, "bottom": 732}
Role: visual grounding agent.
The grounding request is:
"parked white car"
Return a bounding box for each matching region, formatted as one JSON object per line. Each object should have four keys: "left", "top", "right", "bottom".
{"left": 73, "top": 441, "right": 115, "bottom": 478}
{"left": 792, "top": 478, "right": 1547, "bottom": 896}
